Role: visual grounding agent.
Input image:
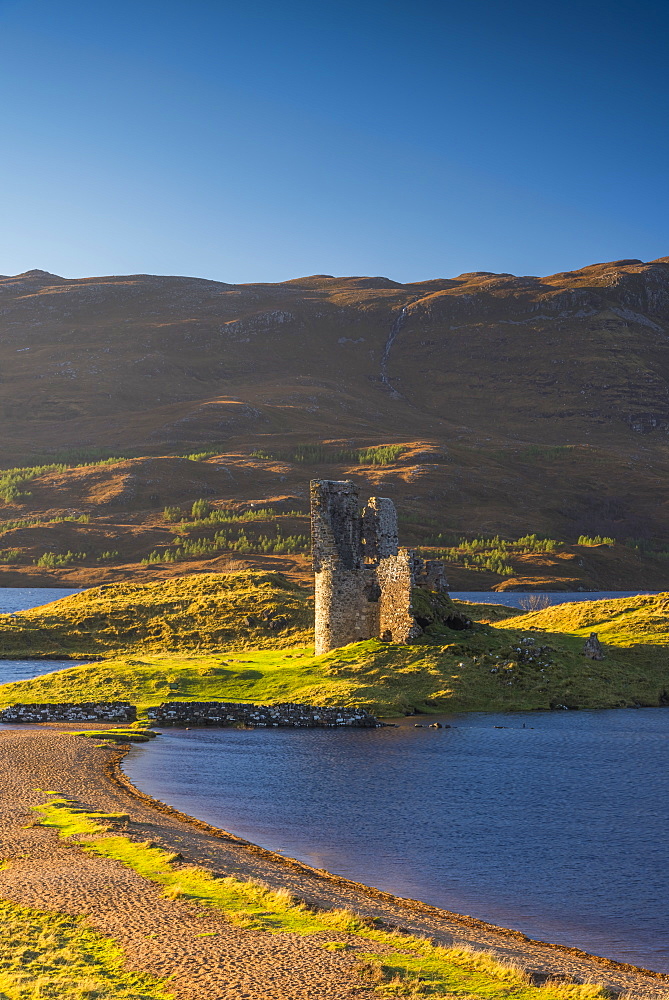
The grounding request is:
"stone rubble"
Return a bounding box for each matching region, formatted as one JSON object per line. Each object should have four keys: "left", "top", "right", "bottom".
{"left": 582, "top": 632, "right": 605, "bottom": 659}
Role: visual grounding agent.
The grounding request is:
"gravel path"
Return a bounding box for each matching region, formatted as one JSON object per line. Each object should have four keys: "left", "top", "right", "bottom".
{"left": 0, "top": 726, "right": 667, "bottom": 999}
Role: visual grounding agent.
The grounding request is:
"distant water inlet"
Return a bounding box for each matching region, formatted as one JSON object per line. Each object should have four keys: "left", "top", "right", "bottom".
{"left": 124, "top": 709, "right": 669, "bottom": 973}
{"left": 0, "top": 588, "right": 86, "bottom": 684}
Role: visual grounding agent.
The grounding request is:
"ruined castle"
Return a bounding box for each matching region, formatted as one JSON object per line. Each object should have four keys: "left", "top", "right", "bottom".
{"left": 310, "top": 479, "right": 449, "bottom": 654}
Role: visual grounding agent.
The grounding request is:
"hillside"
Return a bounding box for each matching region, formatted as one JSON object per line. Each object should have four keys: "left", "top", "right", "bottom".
{"left": 3, "top": 258, "right": 669, "bottom": 589}
{"left": 496, "top": 591, "right": 669, "bottom": 646}
{"left": 0, "top": 572, "right": 313, "bottom": 657}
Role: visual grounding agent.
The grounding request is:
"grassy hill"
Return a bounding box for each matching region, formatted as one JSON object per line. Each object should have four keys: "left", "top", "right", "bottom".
{"left": 1, "top": 575, "right": 668, "bottom": 715}
{"left": 0, "top": 572, "right": 312, "bottom": 657}
{"left": 496, "top": 592, "right": 669, "bottom": 646}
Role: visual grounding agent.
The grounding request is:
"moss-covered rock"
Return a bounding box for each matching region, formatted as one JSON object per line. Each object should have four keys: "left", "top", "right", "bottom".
{"left": 410, "top": 587, "right": 472, "bottom": 634}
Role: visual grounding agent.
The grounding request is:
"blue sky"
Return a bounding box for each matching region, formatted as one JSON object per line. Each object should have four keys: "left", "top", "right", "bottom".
{"left": 0, "top": 0, "right": 667, "bottom": 282}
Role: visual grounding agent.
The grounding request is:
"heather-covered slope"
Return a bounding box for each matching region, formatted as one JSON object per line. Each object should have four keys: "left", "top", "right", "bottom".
{"left": 4, "top": 260, "right": 669, "bottom": 471}
{"left": 3, "top": 258, "right": 669, "bottom": 586}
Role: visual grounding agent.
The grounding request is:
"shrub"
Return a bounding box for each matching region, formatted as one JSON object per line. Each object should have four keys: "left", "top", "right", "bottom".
{"left": 163, "top": 506, "right": 183, "bottom": 523}
{"left": 35, "top": 550, "right": 87, "bottom": 568}
{"left": 519, "top": 594, "right": 551, "bottom": 611}
{"left": 250, "top": 443, "right": 406, "bottom": 466}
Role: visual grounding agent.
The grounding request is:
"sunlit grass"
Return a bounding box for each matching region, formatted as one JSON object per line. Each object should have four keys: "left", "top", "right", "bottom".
{"left": 0, "top": 899, "right": 174, "bottom": 999}
{"left": 32, "top": 798, "right": 609, "bottom": 999}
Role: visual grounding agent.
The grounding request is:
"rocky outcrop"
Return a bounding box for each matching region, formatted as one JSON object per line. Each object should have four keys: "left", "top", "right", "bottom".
{"left": 582, "top": 633, "right": 605, "bottom": 660}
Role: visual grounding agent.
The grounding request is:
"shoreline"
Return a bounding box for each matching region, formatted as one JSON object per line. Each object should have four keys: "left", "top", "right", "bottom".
{"left": 0, "top": 724, "right": 668, "bottom": 997}
{"left": 111, "top": 741, "right": 669, "bottom": 982}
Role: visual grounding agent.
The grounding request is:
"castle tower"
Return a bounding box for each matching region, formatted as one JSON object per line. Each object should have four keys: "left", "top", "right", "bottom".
{"left": 310, "top": 480, "right": 367, "bottom": 654}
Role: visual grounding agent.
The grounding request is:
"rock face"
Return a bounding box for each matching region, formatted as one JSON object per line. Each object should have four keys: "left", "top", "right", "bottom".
{"left": 311, "top": 479, "right": 457, "bottom": 654}
{"left": 147, "top": 701, "right": 382, "bottom": 728}
{"left": 582, "top": 633, "right": 605, "bottom": 659}
{"left": 0, "top": 702, "right": 136, "bottom": 723}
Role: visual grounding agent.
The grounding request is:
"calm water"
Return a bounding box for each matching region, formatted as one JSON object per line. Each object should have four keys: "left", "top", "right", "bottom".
{"left": 124, "top": 710, "right": 669, "bottom": 972}
{"left": 452, "top": 590, "right": 660, "bottom": 608}
{"left": 0, "top": 587, "right": 82, "bottom": 615}
{"left": 0, "top": 587, "right": 85, "bottom": 684}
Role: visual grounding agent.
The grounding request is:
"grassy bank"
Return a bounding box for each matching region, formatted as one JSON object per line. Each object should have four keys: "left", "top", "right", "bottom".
{"left": 495, "top": 592, "right": 669, "bottom": 646}
{"left": 2, "top": 631, "right": 668, "bottom": 715}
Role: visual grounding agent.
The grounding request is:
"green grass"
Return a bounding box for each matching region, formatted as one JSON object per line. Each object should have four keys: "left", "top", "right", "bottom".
{"left": 1, "top": 577, "right": 668, "bottom": 713}
{"left": 71, "top": 728, "right": 157, "bottom": 743}
{"left": 0, "top": 899, "right": 174, "bottom": 999}
{"left": 32, "top": 798, "right": 608, "bottom": 999}
{"left": 497, "top": 592, "right": 669, "bottom": 647}
{"left": 3, "top": 621, "right": 668, "bottom": 714}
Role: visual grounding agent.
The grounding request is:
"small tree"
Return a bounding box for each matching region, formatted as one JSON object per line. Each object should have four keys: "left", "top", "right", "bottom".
{"left": 519, "top": 593, "right": 551, "bottom": 611}
{"left": 191, "top": 498, "right": 212, "bottom": 520}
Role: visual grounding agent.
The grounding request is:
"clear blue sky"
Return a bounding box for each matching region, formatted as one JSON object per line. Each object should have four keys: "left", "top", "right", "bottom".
{"left": 0, "top": 0, "right": 667, "bottom": 283}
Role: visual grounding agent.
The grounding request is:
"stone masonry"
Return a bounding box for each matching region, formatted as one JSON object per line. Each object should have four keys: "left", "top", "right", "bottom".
{"left": 311, "top": 479, "right": 448, "bottom": 654}
{"left": 0, "top": 700, "right": 380, "bottom": 728}
{"left": 147, "top": 701, "right": 382, "bottom": 728}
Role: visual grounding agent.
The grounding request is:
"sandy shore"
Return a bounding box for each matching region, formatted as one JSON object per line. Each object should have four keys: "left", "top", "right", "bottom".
{"left": 0, "top": 726, "right": 667, "bottom": 999}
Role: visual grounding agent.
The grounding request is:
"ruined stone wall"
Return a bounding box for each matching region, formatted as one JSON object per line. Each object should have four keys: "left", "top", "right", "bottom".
{"left": 311, "top": 479, "right": 447, "bottom": 653}
{"left": 147, "top": 701, "right": 382, "bottom": 728}
{"left": 0, "top": 699, "right": 381, "bottom": 728}
{"left": 0, "top": 702, "right": 136, "bottom": 723}
{"left": 376, "top": 548, "right": 423, "bottom": 643}
{"left": 311, "top": 480, "right": 368, "bottom": 654}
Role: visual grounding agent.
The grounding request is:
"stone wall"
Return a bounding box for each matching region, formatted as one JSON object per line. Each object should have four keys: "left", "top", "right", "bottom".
{"left": 0, "top": 702, "right": 136, "bottom": 723}
{"left": 147, "top": 701, "right": 382, "bottom": 728}
{"left": 311, "top": 479, "right": 448, "bottom": 654}
{"left": 375, "top": 549, "right": 422, "bottom": 643}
